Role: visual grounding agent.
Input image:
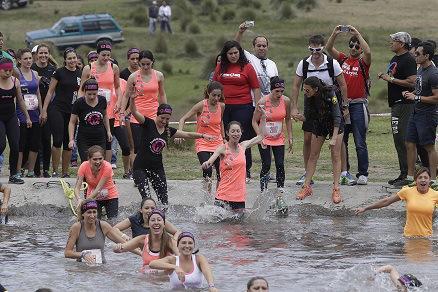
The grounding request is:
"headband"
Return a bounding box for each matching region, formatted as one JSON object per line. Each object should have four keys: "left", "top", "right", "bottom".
{"left": 127, "top": 48, "right": 140, "bottom": 58}
{"left": 0, "top": 62, "right": 13, "bottom": 71}
{"left": 271, "top": 80, "right": 285, "bottom": 90}
{"left": 398, "top": 274, "right": 422, "bottom": 287}
{"left": 84, "top": 82, "right": 99, "bottom": 91}
{"left": 157, "top": 104, "right": 172, "bottom": 116}
{"left": 81, "top": 200, "right": 98, "bottom": 213}
{"left": 97, "top": 43, "right": 112, "bottom": 54}
{"left": 87, "top": 51, "right": 98, "bottom": 62}
{"left": 177, "top": 231, "right": 195, "bottom": 246}
{"left": 149, "top": 209, "right": 165, "bottom": 222}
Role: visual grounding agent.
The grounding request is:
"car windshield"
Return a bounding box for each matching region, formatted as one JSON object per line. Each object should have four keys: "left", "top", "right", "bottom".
{"left": 51, "top": 20, "right": 64, "bottom": 32}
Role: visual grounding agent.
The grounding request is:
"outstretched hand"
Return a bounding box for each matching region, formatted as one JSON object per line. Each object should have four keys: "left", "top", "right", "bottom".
{"left": 354, "top": 207, "right": 366, "bottom": 215}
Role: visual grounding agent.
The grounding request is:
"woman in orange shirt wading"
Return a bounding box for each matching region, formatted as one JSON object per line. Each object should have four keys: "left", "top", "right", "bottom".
{"left": 355, "top": 167, "right": 438, "bottom": 237}
{"left": 177, "top": 81, "right": 225, "bottom": 195}
{"left": 202, "top": 111, "right": 266, "bottom": 210}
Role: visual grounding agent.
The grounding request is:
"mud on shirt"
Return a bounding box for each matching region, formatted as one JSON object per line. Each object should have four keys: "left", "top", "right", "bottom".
{"left": 133, "top": 116, "right": 177, "bottom": 170}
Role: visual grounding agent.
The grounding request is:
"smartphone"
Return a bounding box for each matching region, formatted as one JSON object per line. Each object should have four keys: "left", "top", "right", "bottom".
{"left": 244, "top": 20, "right": 255, "bottom": 28}
{"left": 340, "top": 25, "right": 350, "bottom": 32}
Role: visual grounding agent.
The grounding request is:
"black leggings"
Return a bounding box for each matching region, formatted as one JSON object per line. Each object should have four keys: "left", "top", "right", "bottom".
{"left": 19, "top": 122, "right": 41, "bottom": 152}
{"left": 77, "top": 133, "right": 106, "bottom": 163}
{"left": 105, "top": 119, "right": 130, "bottom": 156}
{"left": 0, "top": 114, "right": 20, "bottom": 176}
{"left": 258, "top": 144, "right": 285, "bottom": 191}
{"left": 197, "top": 151, "right": 220, "bottom": 180}
{"left": 130, "top": 123, "right": 142, "bottom": 154}
{"left": 48, "top": 108, "right": 71, "bottom": 150}
{"left": 35, "top": 122, "right": 51, "bottom": 174}
{"left": 133, "top": 168, "right": 168, "bottom": 205}
{"left": 97, "top": 198, "right": 118, "bottom": 219}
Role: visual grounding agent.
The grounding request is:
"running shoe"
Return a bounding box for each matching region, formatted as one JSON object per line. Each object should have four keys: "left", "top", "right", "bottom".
{"left": 51, "top": 172, "right": 60, "bottom": 178}
{"left": 356, "top": 175, "right": 368, "bottom": 185}
{"left": 296, "top": 185, "right": 312, "bottom": 200}
{"left": 61, "top": 173, "right": 70, "bottom": 178}
{"left": 393, "top": 178, "right": 413, "bottom": 188}
{"left": 25, "top": 171, "right": 35, "bottom": 178}
{"left": 9, "top": 174, "right": 24, "bottom": 184}
{"left": 296, "top": 173, "right": 306, "bottom": 185}
{"left": 388, "top": 174, "right": 405, "bottom": 185}
{"left": 122, "top": 173, "right": 132, "bottom": 179}
{"left": 340, "top": 172, "right": 356, "bottom": 186}
{"left": 111, "top": 163, "right": 117, "bottom": 169}
{"left": 43, "top": 170, "right": 51, "bottom": 178}
{"left": 70, "top": 160, "right": 78, "bottom": 167}
{"left": 332, "top": 186, "right": 342, "bottom": 204}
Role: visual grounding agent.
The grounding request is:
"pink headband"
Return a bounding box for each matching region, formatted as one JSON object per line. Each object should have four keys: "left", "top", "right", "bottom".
{"left": 81, "top": 200, "right": 98, "bottom": 213}
{"left": 97, "top": 44, "right": 112, "bottom": 54}
{"left": 0, "top": 62, "right": 13, "bottom": 71}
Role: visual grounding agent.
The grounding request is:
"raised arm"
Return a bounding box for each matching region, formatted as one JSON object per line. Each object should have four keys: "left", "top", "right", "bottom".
{"left": 326, "top": 26, "right": 342, "bottom": 60}
{"left": 234, "top": 22, "right": 248, "bottom": 45}
{"left": 355, "top": 193, "right": 401, "bottom": 214}
{"left": 349, "top": 25, "right": 371, "bottom": 66}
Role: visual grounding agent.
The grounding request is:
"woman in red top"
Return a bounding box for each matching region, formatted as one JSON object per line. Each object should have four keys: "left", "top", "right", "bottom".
{"left": 74, "top": 145, "right": 119, "bottom": 220}
{"left": 177, "top": 81, "right": 225, "bottom": 195}
{"left": 213, "top": 40, "right": 261, "bottom": 181}
{"left": 202, "top": 112, "right": 266, "bottom": 210}
{"left": 252, "top": 77, "right": 293, "bottom": 194}
{"left": 113, "top": 209, "right": 178, "bottom": 273}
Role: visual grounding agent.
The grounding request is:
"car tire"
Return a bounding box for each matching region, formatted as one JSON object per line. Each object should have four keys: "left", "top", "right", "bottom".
{"left": 0, "top": 0, "right": 12, "bottom": 10}
{"left": 17, "top": 2, "right": 27, "bottom": 7}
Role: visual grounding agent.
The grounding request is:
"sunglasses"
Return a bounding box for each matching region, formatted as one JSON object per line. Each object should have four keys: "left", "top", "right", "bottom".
{"left": 308, "top": 46, "right": 324, "bottom": 52}
{"left": 349, "top": 43, "right": 360, "bottom": 50}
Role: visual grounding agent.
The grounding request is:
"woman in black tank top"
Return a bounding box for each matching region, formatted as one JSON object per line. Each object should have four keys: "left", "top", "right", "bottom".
{"left": 0, "top": 58, "right": 32, "bottom": 184}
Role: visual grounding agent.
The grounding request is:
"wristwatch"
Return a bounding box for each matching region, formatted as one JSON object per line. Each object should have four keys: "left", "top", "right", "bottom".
{"left": 414, "top": 95, "right": 421, "bottom": 102}
{"left": 390, "top": 77, "right": 395, "bottom": 83}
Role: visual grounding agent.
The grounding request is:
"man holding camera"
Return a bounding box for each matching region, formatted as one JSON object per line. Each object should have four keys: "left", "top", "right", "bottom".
{"left": 401, "top": 42, "right": 438, "bottom": 187}
{"left": 378, "top": 32, "right": 417, "bottom": 186}
{"left": 326, "top": 25, "right": 371, "bottom": 185}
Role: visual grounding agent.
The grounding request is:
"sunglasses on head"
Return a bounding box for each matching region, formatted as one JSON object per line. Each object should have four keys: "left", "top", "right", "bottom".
{"left": 349, "top": 43, "right": 360, "bottom": 50}
{"left": 308, "top": 46, "right": 323, "bottom": 52}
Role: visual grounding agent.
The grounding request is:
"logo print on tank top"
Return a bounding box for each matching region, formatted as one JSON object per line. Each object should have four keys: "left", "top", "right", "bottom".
{"left": 85, "top": 111, "right": 104, "bottom": 126}
{"left": 150, "top": 138, "right": 166, "bottom": 154}
{"left": 200, "top": 113, "right": 211, "bottom": 126}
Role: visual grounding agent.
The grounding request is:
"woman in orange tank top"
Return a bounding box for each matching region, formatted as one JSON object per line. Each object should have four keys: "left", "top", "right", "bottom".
{"left": 122, "top": 50, "right": 167, "bottom": 155}
{"left": 113, "top": 209, "right": 178, "bottom": 272}
{"left": 177, "top": 81, "right": 225, "bottom": 195}
{"left": 78, "top": 41, "right": 132, "bottom": 178}
{"left": 252, "top": 77, "right": 293, "bottom": 195}
{"left": 202, "top": 113, "right": 267, "bottom": 210}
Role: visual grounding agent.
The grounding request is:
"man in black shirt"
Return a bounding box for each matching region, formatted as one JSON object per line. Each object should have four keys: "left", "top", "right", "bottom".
{"left": 401, "top": 42, "right": 438, "bottom": 187}
{"left": 378, "top": 32, "right": 417, "bottom": 185}
{"left": 148, "top": 1, "right": 159, "bottom": 34}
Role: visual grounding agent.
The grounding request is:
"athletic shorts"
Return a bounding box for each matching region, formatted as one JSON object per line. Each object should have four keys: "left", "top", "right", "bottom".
{"left": 405, "top": 111, "right": 438, "bottom": 146}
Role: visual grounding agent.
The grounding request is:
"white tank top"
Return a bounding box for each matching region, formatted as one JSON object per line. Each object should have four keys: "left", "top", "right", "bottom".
{"left": 169, "top": 255, "right": 204, "bottom": 289}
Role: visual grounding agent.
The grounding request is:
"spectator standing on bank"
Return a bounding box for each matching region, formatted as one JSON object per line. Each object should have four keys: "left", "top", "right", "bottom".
{"left": 148, "top": 1, "right": 159, "bottom": 35}
{"left": 158, "top": 1, "right": 172, "bottom": 34}
{"left": 377, "top": 32, "right": 416, "bottom": 186}
{"left": 326, "top": 25, "right": 371, "bottom": 186}
{"left": 399, "top": 42, "right": 438, "bottom": 187}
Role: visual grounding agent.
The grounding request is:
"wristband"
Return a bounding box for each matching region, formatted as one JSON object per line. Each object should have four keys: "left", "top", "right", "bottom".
{"left": 390, "top": 77, "right": 395, "bottom": 83}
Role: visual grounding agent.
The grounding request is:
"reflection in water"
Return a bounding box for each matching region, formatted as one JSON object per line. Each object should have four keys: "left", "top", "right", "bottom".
{"left": 1, "top": 203, "right": 438, "bottom": 291}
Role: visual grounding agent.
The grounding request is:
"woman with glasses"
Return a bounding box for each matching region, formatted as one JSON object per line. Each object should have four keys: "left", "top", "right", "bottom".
{"left": 176, "top": 81, "right": 225, "bottom": 195}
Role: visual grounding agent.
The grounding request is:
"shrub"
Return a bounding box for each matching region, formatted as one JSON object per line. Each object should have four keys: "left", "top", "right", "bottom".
{"left": 188, "top": 22, "right": 201, "bottom": 34}
{"left": 215, "top": 35, "right": 228, "bottom": 50}
{"left": 180, "top": 15, "right": 193, "bottom": 32}
{"left": 222, "top": 9, "right": 235, "bottom": 21}
{"left": 161, "top": 61, "right": 173, "bottom": 75}
{"left": 200, "top": 54, "right": 218, "bottom": 79}
{"left": 130, "top": 7, "right": 147, "bottom": 26}
{"left": 252, "top": 0, "right": 262, "bottom": 9}
{"left": 184, "top": 39, "right": 201, "bottom": 57}
{"left": 173, "top": 0, "right": 193, "bottom": 21}
{"left": 210, "top": 13, "right": 218, "bottom": 22}
{"left": 296, "top": 0, "right": 318, "bottom": 12}
{"left": 279, "top": 2, "right": 295, "bottom": 19}
{"left": 154, "top": 34, "right": 168, "bottom": 54}
{"left": 200, "top": 0, "right": 217, "bottom": 16}
{"left": 240, "top": 9, "right": 257, "bottom": 21}
{"left": 237, "top": 0, "right": 253, "bottom": 8}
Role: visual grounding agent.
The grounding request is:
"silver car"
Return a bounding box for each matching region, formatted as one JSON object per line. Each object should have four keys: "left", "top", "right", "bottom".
{"left": 25, "top": 14, "right": 124, "bottom": 49}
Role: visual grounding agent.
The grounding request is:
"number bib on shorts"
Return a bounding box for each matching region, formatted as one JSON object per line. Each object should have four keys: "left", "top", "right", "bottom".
{"left": 24, "top": 94, "right": 39, "bottom": 110}
{"left": 265, "top": 121, "right": 282, "bottom": 137}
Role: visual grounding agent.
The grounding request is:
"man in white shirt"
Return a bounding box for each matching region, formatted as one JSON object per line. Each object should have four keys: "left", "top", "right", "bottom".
{"left": 235, "top": 22, "right": 279, "bottom": 97}
{"left": 290, "top": 34, "right": 348, "bottom": 186}
{"left": 158, "top": 1, "right": 172, "bottom": 33}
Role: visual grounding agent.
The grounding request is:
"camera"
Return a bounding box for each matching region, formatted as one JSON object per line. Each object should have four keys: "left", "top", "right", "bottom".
{"left": 340, "top": 25, "right": 350, "bottom": 32}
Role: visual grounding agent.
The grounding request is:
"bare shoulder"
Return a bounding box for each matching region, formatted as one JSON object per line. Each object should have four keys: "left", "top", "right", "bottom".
{"left": 155, "top": 70, "right": 165, "bottom": 80}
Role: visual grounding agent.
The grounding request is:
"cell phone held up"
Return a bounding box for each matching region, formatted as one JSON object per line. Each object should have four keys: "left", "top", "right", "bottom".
{"left": 244, "top": 20, "right": 255, "bottom": 28}
{"left": 339, "top": 25, "right": 350, "bottom": 33}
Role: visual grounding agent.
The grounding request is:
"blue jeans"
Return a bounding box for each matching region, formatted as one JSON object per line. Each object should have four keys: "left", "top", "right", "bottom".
{"left": 344, "top": 102, "right": 369, "bottom": 177}
{"left": 148, "top": 18, "right": 157, "bottom": 34}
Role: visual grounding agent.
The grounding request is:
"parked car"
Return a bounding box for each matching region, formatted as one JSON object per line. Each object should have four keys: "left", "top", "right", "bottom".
{"left": 25, "top": 14, "right": 124, "bottom": 49}
{"left": 0, "top": 0, "right": 28, "bottom": 10}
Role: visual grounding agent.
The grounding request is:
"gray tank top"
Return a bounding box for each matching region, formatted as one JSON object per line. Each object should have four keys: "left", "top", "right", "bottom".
{"left": 76, "top": 220, "right": 106, "bottom": 263}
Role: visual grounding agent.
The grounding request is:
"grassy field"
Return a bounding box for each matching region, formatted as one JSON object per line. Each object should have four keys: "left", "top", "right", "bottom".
{"left": 1, "top": 0, "right": 433, "bottom": 181}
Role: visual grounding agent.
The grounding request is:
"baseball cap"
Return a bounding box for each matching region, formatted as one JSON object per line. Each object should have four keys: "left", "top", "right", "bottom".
{"left": 390, "top": 32, "right": 411, "bottom": 44}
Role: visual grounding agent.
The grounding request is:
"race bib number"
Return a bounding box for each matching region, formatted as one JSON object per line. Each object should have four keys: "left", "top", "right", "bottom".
{"left": 98, "top": 88, "right": 111, "bottom": 102}
{"left": 24, "top": 94, "right": 38, "bottom": 110}
{"left": 265, "top": 121, "right": 282, "bottom": 137}
{"left": 95, "top": 188, "right": 109, "bottom": 200}
{"left": 82, "top": 249, "right": 103, "bottom": 265}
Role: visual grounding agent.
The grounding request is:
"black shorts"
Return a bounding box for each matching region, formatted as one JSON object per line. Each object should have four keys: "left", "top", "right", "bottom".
{"left": 302, "top": 119, "right": 313, "bottom": 133}
{"left": 406, "top": 111, "right": 438, "bottom": 146}
{"left": 214, "top": 199, "right": 245, "bottom": 210}
{"left": 97, "top": 198, "right": 118, "bottom": 219}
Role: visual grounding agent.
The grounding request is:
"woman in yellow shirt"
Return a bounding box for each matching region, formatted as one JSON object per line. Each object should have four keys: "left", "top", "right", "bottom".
{"left": 355, "top": 167, "right": 438, "bottom": 237}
